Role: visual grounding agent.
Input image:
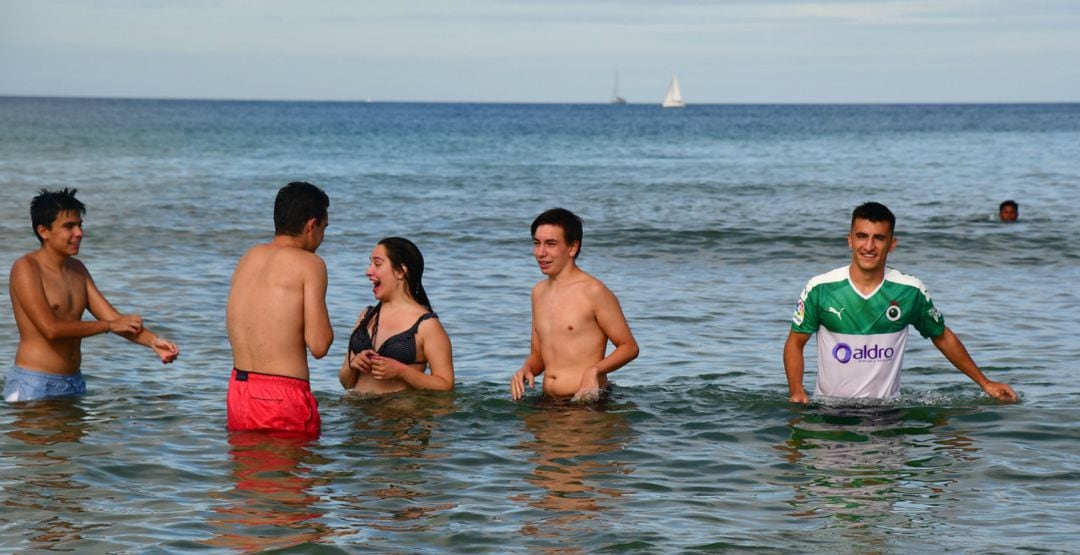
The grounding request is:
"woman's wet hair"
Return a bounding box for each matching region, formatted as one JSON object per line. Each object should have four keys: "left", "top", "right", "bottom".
{"left": 379, "top": 237, "right": 432, "bottom": 310}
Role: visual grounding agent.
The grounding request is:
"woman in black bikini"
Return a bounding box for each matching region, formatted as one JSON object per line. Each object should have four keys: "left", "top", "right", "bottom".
{"left": 339, "top": 237, "right": 455, "bottom": 394}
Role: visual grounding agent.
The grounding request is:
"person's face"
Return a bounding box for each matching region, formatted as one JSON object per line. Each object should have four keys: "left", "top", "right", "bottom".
{"left": 848, "top": 218, "right": 896, "bottom": 274}
{"left": 999, "top": 205, "right": 1018, "bottom": 222}
{"left": 366, "top": 244, "right": 406, "bottom": 301}
{"left": 38, "top": 211, "right": 84, "bottom": 256}
{"left": 533, "top": 224, "right": 578, "bottom": 276}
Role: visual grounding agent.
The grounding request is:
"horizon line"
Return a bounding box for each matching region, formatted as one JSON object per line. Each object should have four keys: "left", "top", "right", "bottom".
{"left": 2, "top": 93, "right": 1079, "bottom": 106}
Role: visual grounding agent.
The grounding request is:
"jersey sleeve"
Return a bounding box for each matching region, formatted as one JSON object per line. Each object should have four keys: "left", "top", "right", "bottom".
{"left": 910, "top": 284, "right": 946, "bottom": 338}
{"left": 791, "top": 280, "right": 820, "bottom": 334}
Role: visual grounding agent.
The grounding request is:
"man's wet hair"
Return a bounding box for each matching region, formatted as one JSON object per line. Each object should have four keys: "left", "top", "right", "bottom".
{"left": 531, "top": 207, "right": 584, "bottom": 259}
{"left": 31, "top": 188, "right": 86, "bottom": 244}
{"left": 274, "top": 182, "right": 329, "bottom": 236}
{"left": 851, "top": 202, "right": 896, "bottom": 234}
{"left": 1000, "top": 199, "right": 1018, "bottom": 212}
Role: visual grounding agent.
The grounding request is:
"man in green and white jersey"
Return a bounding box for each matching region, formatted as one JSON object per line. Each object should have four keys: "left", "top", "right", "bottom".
{"left": 783, "top": 202, "right": 1017, "bottom": 403}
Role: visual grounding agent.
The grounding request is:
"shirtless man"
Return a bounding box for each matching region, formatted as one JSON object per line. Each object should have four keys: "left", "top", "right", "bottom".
{"left": 226, "top": 182, "right": 333, "bottom": 435}
{"left": 4, "top": 188, "right": 179, "bottom": 403}
{"left": 510, "top": 208, "right": 639, "bottom": 401}
{"left": 784, "top": 201, "right": 1017, "bottom": 403}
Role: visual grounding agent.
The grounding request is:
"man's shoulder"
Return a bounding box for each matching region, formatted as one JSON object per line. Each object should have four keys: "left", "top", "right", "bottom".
{"left": 801, "top": 266, "right": 849, "bottom": 294}
{"left": 883, "top": 267, "right": 926, "bottom": 287}
{"left": 580, "top": 272, "right": 612, "bottom": 295}
{"left": 244, "top": 243, "right": 324, "bottom": 266}
{"left": 11, "top": 252, "right": 37, "bottom": 272}
{"left": 882, "top": 267, "right": 932, "bottom": 297}
{"left": 11, "top": 252, "right": 88, "bottom": 277}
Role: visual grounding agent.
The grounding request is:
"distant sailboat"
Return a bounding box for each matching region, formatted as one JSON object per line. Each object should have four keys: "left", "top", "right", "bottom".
{"left": 662, "top": 75, "right": 685, "bottom": 108}
{"left": 611, "top": 71, "right": 627, "bottom": 105}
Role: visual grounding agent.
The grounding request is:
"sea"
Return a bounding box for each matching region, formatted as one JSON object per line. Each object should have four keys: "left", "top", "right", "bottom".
{"left": 1, "top": 97, "right": 1078, "bottom": 553}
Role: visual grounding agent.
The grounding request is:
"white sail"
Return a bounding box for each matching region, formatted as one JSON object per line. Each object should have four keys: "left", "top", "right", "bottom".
{"left": 662, "top": 75, "right": 685, "bottom": 108}
{"left": 612, "top": 71, "right": 627, "bottom": 104}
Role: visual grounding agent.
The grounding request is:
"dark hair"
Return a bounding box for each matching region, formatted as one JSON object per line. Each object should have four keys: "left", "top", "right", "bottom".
{"left": 531, "top": 207, "right": 584, "bottom": 259}
{"left": 999, "top": 200, "right": 1018, "bottom": 212}
{"left": 379, "top": 237, "right": 432, "bottom": 310}
{"left": 31, "top": 188, "right": 86, "bottom": 244}
{"left": 274, "top": 182, "right": 329, "bottom": 236}
{"left": 851, "top": 201, "right": 896, "bottom": 234}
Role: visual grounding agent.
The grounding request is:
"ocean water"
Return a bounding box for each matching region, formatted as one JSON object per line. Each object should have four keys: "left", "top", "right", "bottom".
{"left": 0, "top": 97, "right": 1078, "bottom": 553}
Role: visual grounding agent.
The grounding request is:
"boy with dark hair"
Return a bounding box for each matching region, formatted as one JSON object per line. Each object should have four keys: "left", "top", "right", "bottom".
{"left": 784, "top": 201, "right": 1016, "bottom": 402}
{"left": 226, "top": 181, "right": 333, "bottom": 436}
{"left": 999, "top": 200, "right": 1019, "bottom": 222}
{"left": 511, "top": 208, "right": 638, "bottom": 401}
{"left": 5, "top": 188, "right": 180, "bottom": 402}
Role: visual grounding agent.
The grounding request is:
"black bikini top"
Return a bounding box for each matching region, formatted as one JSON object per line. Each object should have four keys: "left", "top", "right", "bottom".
{"left": 348, "top": 304, "right": 437, "bottom": 364}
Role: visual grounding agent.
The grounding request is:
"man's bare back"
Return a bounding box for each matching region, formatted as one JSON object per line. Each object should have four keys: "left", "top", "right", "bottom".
{"left": 226, "top": 240, "right": 332, "bottom": 379}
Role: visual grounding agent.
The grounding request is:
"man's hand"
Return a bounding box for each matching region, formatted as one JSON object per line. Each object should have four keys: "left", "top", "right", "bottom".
{"left": 152, "top": 337, "right": 179, "bottom": 364}
{"left": 574, "top": 367, "right": 601, "bottom": 396}
{"left": 789, "top": 389, "right": 809, "bottom": 404}
{"left": 982, "top": 380, "right": 1018, "bottom": 402}
{"left": 109, "top": 314, "right": 143, "bottom": 337}
{"left": 511, "top": 367, "right": 535, "bottom": 401}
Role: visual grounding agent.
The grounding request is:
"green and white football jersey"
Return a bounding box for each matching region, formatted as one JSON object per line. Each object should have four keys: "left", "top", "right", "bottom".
{"left": 791, "top": 265, "right": 946, "bottom": 398}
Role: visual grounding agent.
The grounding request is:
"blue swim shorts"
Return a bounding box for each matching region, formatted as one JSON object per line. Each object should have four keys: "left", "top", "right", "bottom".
{"left": 3, "top": 365, "right": 87, "bottom": 402}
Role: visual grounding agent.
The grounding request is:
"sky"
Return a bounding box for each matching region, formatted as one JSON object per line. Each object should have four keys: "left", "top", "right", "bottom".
{"left": 1, "top": 0, "right": 1077, "bottom": 103}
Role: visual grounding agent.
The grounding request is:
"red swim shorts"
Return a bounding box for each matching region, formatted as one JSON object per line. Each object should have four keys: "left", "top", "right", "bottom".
{"left": 227, "top": 368, "right": 320, "bottom": 437}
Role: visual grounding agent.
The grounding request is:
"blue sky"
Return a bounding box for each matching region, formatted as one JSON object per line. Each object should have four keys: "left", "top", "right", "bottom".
{"left": 1, "top": 0, "right": 1077, "bottom": 103}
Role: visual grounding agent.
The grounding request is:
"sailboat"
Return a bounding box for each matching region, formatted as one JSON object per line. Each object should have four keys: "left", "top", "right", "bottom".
{"left": 611, "top": 71, "right": 627, "bottom": 105}
{"left": 661, "top": 75, "right": 685, "bottom": 108}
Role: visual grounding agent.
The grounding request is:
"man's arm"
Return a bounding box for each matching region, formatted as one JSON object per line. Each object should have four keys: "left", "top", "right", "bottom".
{"left": 931, "top": 327, "right": 1017, "bottom": 402}
{"left": 11, "top": 257, "right": 130, "bottom": 339}
{"left": 577, "top": 283, "right": 638, "bottom": 393}
{"left": 784, "top": 330, "right": 812, "bottom": 403}
{"left": 511, "top": 325, "right": 545, "bottom": 400}
{"left": 84, "top": 267, "right": 179, "bottom": 363}
{"left": 303, "top": 256, "right": 334, "bottom": 359}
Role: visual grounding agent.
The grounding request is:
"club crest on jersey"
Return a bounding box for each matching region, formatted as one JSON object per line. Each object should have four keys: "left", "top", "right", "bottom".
{"left": 885, "top": 301, "right": 902, "bottom": 322}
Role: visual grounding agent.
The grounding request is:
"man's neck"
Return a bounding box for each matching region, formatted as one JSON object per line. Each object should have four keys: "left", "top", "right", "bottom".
{"left": 547, "top": 261, "right": 583, "bottom": 284}
{"left": 34, "top": 246, "right": 71, "bottom": 271}
{"left": 848, "top": 263, "right": 885, "bottom": 296}
{"left": 272, "top": 234, "right": 308, "bottom": 251}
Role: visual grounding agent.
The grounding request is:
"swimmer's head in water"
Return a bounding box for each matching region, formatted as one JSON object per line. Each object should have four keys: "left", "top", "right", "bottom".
{"left": 999, "top": 200, "right": 1019, "bottom": 222}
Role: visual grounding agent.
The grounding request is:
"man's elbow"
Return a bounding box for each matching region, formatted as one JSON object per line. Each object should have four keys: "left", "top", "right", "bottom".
{"left": 309, "top": 334, "right": 334, "bottom": 359}
{"left": 40, "top": 322, "right": 67, "bottom": 341}
{"left": 623, "top": 339, "right": 640, "bottom": 362}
